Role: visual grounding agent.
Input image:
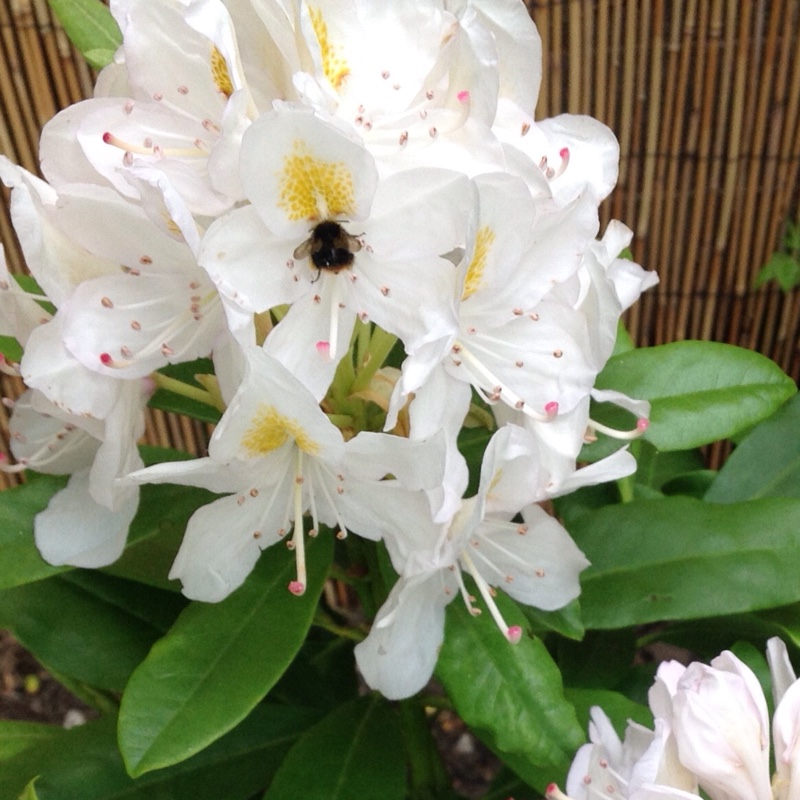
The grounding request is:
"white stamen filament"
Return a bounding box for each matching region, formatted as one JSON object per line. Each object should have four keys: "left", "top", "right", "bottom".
{"left": 291, "top": 450, "right": 307, "bottom": 593}
{"left": 102, "top": 131, "right": 208, "bottom": 158}
{"left": 1, "top": 425, "right": 83, "bottom": 473}
{"left": 588, "top": 417, "right": 648, "bottom": 441}
{"left": 460, "top": 549, "right": 520, "bottom": 643}
{"left": 327, "top": 278, "right": 341, "bottom": 360}
{"left": 453, "top": 564, "right": 480, "bottom": 616}
{"left": 456, "top": 343, "right": 556, "bottom": 422}
{"left": 308, "top": 459, "right": 350, "bottom": 538}
{"left": 99, "top": 290, "right": 218, "bottom": 369}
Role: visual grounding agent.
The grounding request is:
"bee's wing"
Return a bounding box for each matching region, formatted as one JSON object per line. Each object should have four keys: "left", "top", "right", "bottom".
{"left": 346, "top": 233, "right": 363, "bottom": 253}
{"left": 293, "top": 237, "right": 314, "bottom": 260}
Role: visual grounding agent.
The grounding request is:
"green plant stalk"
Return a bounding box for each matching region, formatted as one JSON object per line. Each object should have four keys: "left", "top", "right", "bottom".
{"left": 350, "top": 324, "right": 398, "bottom": 394}
{"left": 399, "top": 699, "right": 452, "bottom": 800}
{"left": 312, "top": 609, "right": 366, "bottom": 642}
{"left": 151, "top": 373, "right": 220, "bottom": 409}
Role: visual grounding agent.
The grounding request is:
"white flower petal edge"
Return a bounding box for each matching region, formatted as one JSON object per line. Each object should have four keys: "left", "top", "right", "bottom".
{"left": 354, "top": 571, "right": 449, "bottom": 701}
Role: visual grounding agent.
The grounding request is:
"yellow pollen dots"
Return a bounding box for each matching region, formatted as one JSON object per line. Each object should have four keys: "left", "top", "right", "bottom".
{"left": 241, "top": 404, "right": 320, "bottom": 456}
{"left": 277, "top": 140, "right": 356, "bottom": 221}
{"left": 462, "top": 226, "right": 495, "bottom": 300}
{"left": 210, "top": 46, "right": 234, "bottom": 98}
{"left": 308, "top": 7, "right": 349, "bottom": 90}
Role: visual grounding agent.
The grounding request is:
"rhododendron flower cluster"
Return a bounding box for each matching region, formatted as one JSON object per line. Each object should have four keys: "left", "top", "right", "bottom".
{"left": 0, "top": 0, "right": 657, "bottom": 698}
{"left": 548, "top": 638, "right": 800, "bottom": 800}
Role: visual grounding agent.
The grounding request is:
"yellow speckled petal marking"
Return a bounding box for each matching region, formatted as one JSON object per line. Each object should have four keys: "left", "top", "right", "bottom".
{"left": 462, "top": 226, "right": 495, "bottom": 300}
{"left": 308, "top": 7, "right": 349, "bottom": 90}
{"left": 210, "top": 46, "right": 234, "bottom": 98}
{"left": 242, "top": 404, "right": 320, "bottom": 456}
{"left": 277, "top": 140, "right": 356, "bottom": 221}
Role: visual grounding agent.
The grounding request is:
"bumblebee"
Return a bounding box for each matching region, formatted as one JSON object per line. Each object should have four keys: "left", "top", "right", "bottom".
{"left": 293, "top": 221, "right": 362, "bottom": 281}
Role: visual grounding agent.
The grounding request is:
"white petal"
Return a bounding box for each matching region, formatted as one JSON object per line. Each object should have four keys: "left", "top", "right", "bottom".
{"left": 8, "top": 390, "right": 99, "bottom": 474}
{"left": 354, "top": 571, "right": 451, "bottom": 699}
{"left": 62, "top": 272, "right": 224, "bottom": 378}
{"left": 35, "top": 469, "right": 138, "bottom": 568}
{"left": 473, "top": 504, "right": 590, "bottom": 611}
{"left": 169, "top": 490, "right": 287, "bottom": 602}
{"left": 240, "top": 106, "right": 377, "bottom": 237}
{"left": 769, "top": 637, "right": 797, "bottom": 707}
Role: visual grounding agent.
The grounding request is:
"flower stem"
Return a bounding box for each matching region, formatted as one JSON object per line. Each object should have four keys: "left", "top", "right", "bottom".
{"left": 312, "top": 609, "right": 365, "bottom": 642}
{"left": 399, "top": 699, "right": 451, "bottom": 800}
{"left": 151, "top": 372, "right": 223, "bottom": 410}
{"left": 351, "top": 324, "right": 398, "bottom": 394}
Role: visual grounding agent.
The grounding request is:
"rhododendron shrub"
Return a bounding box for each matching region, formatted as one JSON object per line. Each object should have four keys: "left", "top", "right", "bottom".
{"left": 0, "top": 1, "right": 796, "bottom": 797}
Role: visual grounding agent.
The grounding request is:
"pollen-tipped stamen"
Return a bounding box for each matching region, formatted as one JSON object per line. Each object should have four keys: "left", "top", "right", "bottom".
{"left": 102, "top": 131, "right": 208, "bottom": 158}
{"left": 460, "top": 549, "right": 522, "bottom": 644}
{"left": 289, "top": 450, "right": 307, "bottom": 595}
{"left": 98, "top": 290, "right": 218, "bottom": 369}
{"left": 588, "top": 416, "right": 650, "bottom": 441}
{"left": 456, "top": 343, "right": 558, "bottom": 422}
{"left": 545, "top": 783, "right": 572, "bottom": 800}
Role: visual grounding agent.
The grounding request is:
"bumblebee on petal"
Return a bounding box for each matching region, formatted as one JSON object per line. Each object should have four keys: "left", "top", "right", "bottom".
{"left": 293, "top": 220, "right": 362, "bottom": 281}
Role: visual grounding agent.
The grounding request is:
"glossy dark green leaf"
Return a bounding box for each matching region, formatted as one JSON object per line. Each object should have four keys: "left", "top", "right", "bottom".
{"left": 0, "top": 334, "right": 23, "bottom": 362}
{"left": 0, "top": 573, "right": 172, "bottom": 691}
{"left": 0, "top": 720, "right": 60, "bottom": 760}
{"left": 47, "top": 0, "right": 121, "bottom": 68}
{"left": 521, "top": 598, "right": 585, "bottom": 640}
{"left": 0, "top": 475, "right": 69, "bottom": 589}
{"left": 436, "top": 591, "right": 583, "bottom": 768}
{"left": 571, "top": 496, "right": 800, "bottom": 629}
{"left": 0, "top": 706, "right": 317, "bottom": 800}
{"left": 594, "top": 341, "right": 796, "bottom": 451}
{"left": 565, "top": 688, "right": 651, "bottom": 735}
{"left": 119, "top": 535, "right": 333, "bottom": 777}
{"left": 264, "top": 695, "right": 405, "bottom": 800}
{"left": 648, "top": 605, "right": 800, "bottom": 659}
{"left": 705, "top": 394, "right": 800, "bottom": 503}
{"left": 634, "top": 441, "right": 706, "bottom": 491}
{"left": 148, "top": 388, "right": 222, "bottom": 425}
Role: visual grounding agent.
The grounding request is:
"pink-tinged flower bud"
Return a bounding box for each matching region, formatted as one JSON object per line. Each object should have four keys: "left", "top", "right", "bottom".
{"left": 671, "top": 654, "right": 772, "bottom": 800}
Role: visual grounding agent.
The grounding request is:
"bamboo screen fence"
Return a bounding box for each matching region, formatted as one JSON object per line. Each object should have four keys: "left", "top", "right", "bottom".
{"left": 0, "top": 0, "right": 799, "bottom": 489}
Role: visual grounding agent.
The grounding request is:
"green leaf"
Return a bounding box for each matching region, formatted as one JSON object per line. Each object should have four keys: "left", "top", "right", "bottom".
{"left": 754, "top": 252, "right": 800, "bottom": 292}
{"left": 118, "top": 535, "right": 333, "bottom": 777}
{"left": 264, "top": 695, "right": 406, "bottom": 800}
{"left": 521, "top": 598, "right": 585, "bottom": 640}
{"left": 0, "top": 475, "right": 69, "bottom": 590}
{"left": 0, "top": 720, "right": 60, "bottom": 760}
{"left": 20, "top": 778, "right": 41, "bottom": 800}
{"left": 436, "top": 591, "right": 583, "bottom": 769}
{"left": 0, "top": 573, "right": 176, "bottom": 692}
{"left": 705, "top": 394, "right": 800, "bottom": 502}
{"left": 148, "top": 388, "right": 222, "bottom": 425}
{"left": 634, "top": 440, "right": 706, "bottom": 491}
{"left": 594, "top": 341, "right": 797, "bottom": 451}
{"left": 565, "top": 688, "right": 652, "bottom": 735}
{"left": 0, "top": 707, "right": 317, "bottom": 800}
{"left": 47, "top": 0, "right": 121, "bottom": 68}
{"left": 571, "top": 496, "right": 800, "bottom": 629}
{"left": 650, "top": 605, "right": 800, "bottom": 660}
{"left": 0, "top": 334, "right": 23, "bottom": 363}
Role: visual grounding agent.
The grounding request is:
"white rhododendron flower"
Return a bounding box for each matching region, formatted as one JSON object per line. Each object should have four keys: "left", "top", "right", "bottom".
{"left": 201, "top": 106, "right": 471, "bottom": 397}
{"left": 40, "top": 0, "right": 259, "bottom": 213}
{"left": 0, "top": 0, "right": 664, "bottom": 703}
{"left": 551, "top": 639, "right": 800, "bottom": 800}
{"left": 355, "top": 424, "right": 590, "bottom": 699}
{"left": 130, "top": 346, "right": 446, "bottom": 601}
